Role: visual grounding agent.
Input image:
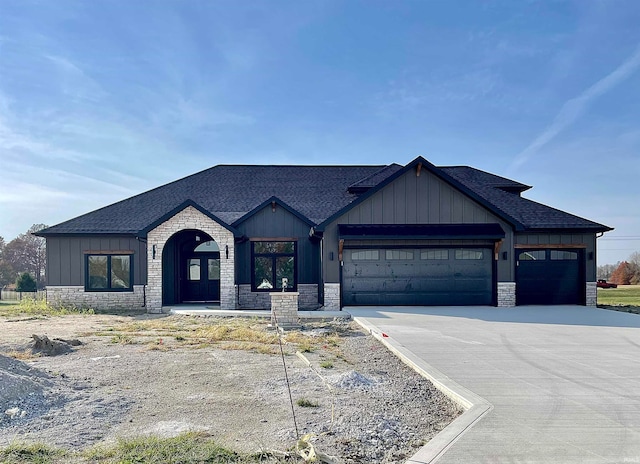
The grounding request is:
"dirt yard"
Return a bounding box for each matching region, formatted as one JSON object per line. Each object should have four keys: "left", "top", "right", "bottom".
{"left": 0, "top": 311, "right": 461, "bottom": 463}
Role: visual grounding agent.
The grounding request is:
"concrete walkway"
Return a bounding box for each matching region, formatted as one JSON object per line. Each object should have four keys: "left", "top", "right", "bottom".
{"left": 349, "top": 306, "right": 640, "bottom": 464}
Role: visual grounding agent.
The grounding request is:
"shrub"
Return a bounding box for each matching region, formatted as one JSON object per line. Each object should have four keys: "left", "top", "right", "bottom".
{"left": 15, "top": 273, "right": 36, "bottom": 292}
{"left": 296, "top": 398, "right": 319, "bottom": 408}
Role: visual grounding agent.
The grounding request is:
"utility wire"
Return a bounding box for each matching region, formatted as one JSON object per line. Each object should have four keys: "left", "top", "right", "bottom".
{"left": 274, "top": 311, "right": 299, "bottom": 440}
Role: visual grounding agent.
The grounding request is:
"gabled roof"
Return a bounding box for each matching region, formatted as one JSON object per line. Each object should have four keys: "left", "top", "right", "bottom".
{"left": 441, "top": 167, "right": 612, "bottom": 232}
{"left": 232, "top": 196, "right": 315, "bottom": 228}
{"left": 37, "top": 157, "right": 612, "bottom": 237}
{"left": 347, "top": 164, "right": 404, "bottom": 193}
{"left": 37, "top": 165, "right": 392, "bottom": 236}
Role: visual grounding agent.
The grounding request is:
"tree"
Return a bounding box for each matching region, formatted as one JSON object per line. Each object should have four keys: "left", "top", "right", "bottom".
{"left": 629, "top": 252, "right": 640, "bottom": 285}
{"left": 0, "top": 235, "right": 15, "bottom": 288}
{"left": 15, "top": 272, "right": 37, "bottom": 292}
{"left": 597, "top": 263, "right": 618, "bottom": 280}
{"left": 4, "top": 224, "right": 47, "bottom": 289}
{"left": 610, "top": 261, "right": 637, "bottom": 286}
{"left": 0, "top": 259, "right": 15, "bottom": 288}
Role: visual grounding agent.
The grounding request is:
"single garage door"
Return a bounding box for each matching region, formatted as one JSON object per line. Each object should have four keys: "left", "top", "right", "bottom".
{"left": 516, "top": 249, "right": 583, "bottom": 305}
{"left": 342, "top": 247, "right": 493, "bottom": 306}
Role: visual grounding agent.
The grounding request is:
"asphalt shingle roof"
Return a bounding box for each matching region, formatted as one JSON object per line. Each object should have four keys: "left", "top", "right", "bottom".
{"left": 40, "top": 165, "right": 391, "bottom": 235}
{"left": 38, "top": 160, "right": 612, "bottom": 236}
{"left": 441, "top": 166, "right": 611, "bottom": 231}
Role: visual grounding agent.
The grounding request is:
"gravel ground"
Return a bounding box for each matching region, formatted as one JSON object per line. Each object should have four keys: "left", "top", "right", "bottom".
{"left": 0, "top": 313, "right": 461, "bottom": 463}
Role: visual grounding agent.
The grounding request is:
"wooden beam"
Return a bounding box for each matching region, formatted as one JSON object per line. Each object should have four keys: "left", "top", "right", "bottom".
{"left": 249, "top": 237, "right": 297, "bottom": 242}
{"left": 83, "top": 250, "right": 134, "bottom": 255}
{"left": 494, "top": 239, "right": 504, "bottom": 260}
{"left": 416, "top": 162, "right": 422, "bottom": 177}
{"left": 513, "top": 244, "right": 586, "bottom": 249}
{"left": 338, "top": 239, "right": 344, "bottom": 262}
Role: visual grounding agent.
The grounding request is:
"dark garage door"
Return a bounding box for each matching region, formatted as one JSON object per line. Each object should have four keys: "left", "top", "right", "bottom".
{"left": 342, "top": 247, "right": 493, "bottom": 306}
{"left": 516, "top": 249, "right": 583, "bottom": 305}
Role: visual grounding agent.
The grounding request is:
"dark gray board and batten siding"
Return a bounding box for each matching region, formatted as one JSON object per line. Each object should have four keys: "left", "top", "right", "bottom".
{"left": 235, "top": 203, "right": 320, "bottom": 285}
{"left": 46, "top": 236, "right": 147, "bottom": 286}
{"left": 322, "top": 167, "right": 515, "bottom": 284}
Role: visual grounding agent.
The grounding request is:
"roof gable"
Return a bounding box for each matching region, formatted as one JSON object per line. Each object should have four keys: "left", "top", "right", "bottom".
{"left": 232, "top": 196, "right": 315, "bottom": 227}
{"left": 140, "top": 200, "right": 238, "bottom": 236}
{"left": 317, "top": 156, "right": 524, "bottom": 231}
{"left": 38, "top": 158, "right": 612, "bottom": 237}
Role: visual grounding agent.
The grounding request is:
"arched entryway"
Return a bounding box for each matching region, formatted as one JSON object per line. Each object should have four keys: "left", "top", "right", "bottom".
{"left": 146, "top": 204, "right": 236, "bottom": 312}
{"left": 162, "top": 229, "right": 221, "bottom": 304}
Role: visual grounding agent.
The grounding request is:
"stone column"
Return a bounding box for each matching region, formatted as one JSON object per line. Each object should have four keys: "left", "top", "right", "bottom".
{"left": 270, "top": 292, "right": 300, "bottom": 329}
{"left": 497, "top": 282, "right": 516, "bottom": 307}
{"left": 586, "top": 282, "right": 597, "bottom": 306}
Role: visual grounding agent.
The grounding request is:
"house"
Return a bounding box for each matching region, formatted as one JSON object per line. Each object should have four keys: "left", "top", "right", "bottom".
{"left": 36, "top": 156, "right": 612, "bottom": 312}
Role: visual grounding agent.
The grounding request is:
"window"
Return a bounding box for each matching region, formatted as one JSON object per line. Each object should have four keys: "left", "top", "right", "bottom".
{"left": 455, "top": 249, "right": 484, "bottom": 260}
{"left": 385, "top": 250, "right": 414, "bottom": 260}
{"left": 550, "top": 250, "right": 578, "bottom": 260}
{"left": 188, "top": 258, "right": 200, "bottom": 280}
{"left": 86, "top": 254, "right": 133, "bottom": 291}
{"left": 519, "top": 251, "right": 546, "bottom": 261}
{"left": 252, "top": 241, "right": 296, "bottom": 291}
{"left": 194, "top": 240, "right": 219, "bottom": 252}
{"left": 351, "top": 250, "right": 379, "bottom": 260}
{"left": 421, "top": 249, "right": 449, "bottom": 260}
{"left": 208, "top": 258, "right": 220, "bottom": 280}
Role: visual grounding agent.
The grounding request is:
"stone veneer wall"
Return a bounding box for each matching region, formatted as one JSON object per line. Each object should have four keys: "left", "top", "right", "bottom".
{"left": 586, "top": 282, "right": 597, "bottom": 306}
{"left": 497, "top": 282, "right": 516, "bottom": 307}
{"left": 237, "top": 284, "right": 319, "bottom": 310}
{"left": 323, "top": 283, "right": 341, "bottom": 310}
{"left": 147, "top": 206, "right": 236, "bottom": 313}
{"left": 297, "top": 284, "right": 319, "bottom": 309}
{"left": 47, "top": 285, "right": 145, "bottom": 311}
{"left": 270, "top": 292, "right": 300, "bottom": 328}
{"left": 237, "top": 285, "right": 270, "bottom": 309}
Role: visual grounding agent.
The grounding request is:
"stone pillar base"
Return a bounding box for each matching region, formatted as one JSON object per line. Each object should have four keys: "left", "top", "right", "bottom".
{"left": 270, "top": 292, "right": 300, "bottom": 330}
{"left": 586, "top": 282, "right": 597, "bottom": 306}
{"left": 497, "top": 282, "right": 516, "bottom": 307}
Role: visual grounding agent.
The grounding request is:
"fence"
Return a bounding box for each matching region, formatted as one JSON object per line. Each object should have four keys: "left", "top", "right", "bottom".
{"left": 0, "top": 289, "right": 46, "bottom": 301}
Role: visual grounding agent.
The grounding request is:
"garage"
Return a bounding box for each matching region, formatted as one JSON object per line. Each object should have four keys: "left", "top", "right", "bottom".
{"left": 338, "top": 224, "right": 505, "bottom": 306}
{"left": 516, "top": 248, "right": 584, "bottom": 305}
{"left": 342, "top": 246, "right": 494, "bottom": 306}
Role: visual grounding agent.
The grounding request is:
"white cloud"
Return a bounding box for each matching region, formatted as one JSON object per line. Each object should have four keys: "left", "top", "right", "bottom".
{"left": 45, "top": 54, "right": 107, "bottom": 102}
{"left": 509, "top": 44, "right": 640, "bottom": 172}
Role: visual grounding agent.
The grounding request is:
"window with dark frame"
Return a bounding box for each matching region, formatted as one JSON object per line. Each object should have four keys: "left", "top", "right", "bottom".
{"left": 251, "top": 241, "right": 296, "bottom": 291}
{"left": 85, "top": 254, "right": 133, "bottom": 291}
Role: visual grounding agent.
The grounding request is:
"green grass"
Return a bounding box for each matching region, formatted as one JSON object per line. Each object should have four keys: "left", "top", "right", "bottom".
{"left": 0, "top": 298, "right": 94, "bottom": 317}
{"left": 99, "top": 316, "right": 347, "bottom": 356}
{"left": 1, "top": 433, "right": 297, "bottom": 463}
{"left": 0, "top": 442, "right": 67, "bottom": 464}
{"left": 319, "top": 360, "right": 334, "bottom": 369}
{"left": 295, "top": 398, "right": 319, "bottom": 408}
{"left": 597, "top": 285, "right": 640, "bottom": 307}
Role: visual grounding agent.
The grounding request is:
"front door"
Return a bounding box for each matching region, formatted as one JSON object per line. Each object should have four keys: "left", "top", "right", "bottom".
{"left": 183, "top": 253, "right": 220, "bottom": 302}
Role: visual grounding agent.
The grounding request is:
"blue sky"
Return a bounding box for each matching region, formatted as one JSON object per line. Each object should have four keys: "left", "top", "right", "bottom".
{"left": 0, "top": 0, "right": 638, "bottom": 265}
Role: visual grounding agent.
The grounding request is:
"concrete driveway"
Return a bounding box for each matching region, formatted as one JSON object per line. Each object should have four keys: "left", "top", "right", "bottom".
{"left": 347, "top": 306, "right": 640, "bottom": 464}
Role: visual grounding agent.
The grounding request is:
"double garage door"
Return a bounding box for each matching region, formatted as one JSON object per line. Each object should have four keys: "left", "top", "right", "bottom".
{"left": 342, "top": 247, "right": 493, "bottom": 306}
